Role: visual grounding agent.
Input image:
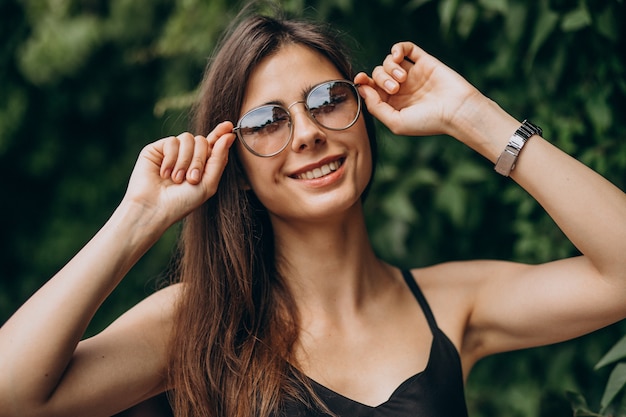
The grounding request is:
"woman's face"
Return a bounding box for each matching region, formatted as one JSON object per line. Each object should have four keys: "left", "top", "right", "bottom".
{"left": 236, "top": 43, "right": 372, "bottom": 224}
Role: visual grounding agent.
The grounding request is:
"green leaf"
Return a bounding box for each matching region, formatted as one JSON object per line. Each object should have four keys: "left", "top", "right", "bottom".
{"left": 565, "top": 391, "right": 603, "bottom": 416}
{"left": 616, "top": 390, "right": 626, "bottom": 417}
{"left": 566, "top": 390, "right": 591, "bottom": 410}
{"left": 574, "top": 410, "right": 606, "bottom": 417}
{"left": 594, "top": 5, "right": 620, "bottom": 42}
{"left": 0, "top": 87, "right": 27, "bottom": 155}
{"left": 381, "top": 191, "right": 418, "bottom": 223}
{"left": 438, "top": 0, "right": 459, "bottom": 34}
{"left": 561, "top": 4, "right": 592, "bottom": 32}
{"left": 435, "top": 181, "right": 466, "bottom": 227}
{"left": 584, "top": 87, "right": 613, "bottom": 136}
{"left": 503, "top": 2, "right": 527, "bottom": 44}
{"left": 596, "top": 335, "right": 626, "bottom": 369}
{"left": 478, "top": 0, "right": 508, "bottom": 14}
{"left": 18, "top": 15, "right": 104, "bottom": 85}
{"left": 449, "top": 161, "right": 488, "bottom": 184}
{"left": 405, "top": 0, "right": 434, "bottom": 10}
{"left": 456, "top": 3, "right": 479, "bottom": 40}
{"left": 600, "top": 362, "right": 626, "bottom": 412}
{"left": 525, "top": 7, "right": 559, "bottom": 71}
{"left": 404, "top": 167, "right": 440, "bottom": 188}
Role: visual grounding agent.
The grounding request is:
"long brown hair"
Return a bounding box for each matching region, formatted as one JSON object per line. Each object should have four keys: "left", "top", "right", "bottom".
{"left": 168, "top": 10, "right": 378, "bottom": 417}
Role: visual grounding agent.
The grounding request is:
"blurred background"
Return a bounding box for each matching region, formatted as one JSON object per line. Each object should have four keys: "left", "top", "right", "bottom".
{"left": 1, "top": 0, "right": 625, "bottom": 415}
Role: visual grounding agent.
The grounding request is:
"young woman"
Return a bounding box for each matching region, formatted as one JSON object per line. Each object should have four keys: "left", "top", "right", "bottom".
{"left": 1, "top": 12, "right": 625, "bottom": 417}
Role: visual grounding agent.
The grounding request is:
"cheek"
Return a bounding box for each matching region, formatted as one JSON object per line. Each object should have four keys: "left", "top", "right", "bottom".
{"left": 235, "top": 149, "right": 281, "bottom": 198}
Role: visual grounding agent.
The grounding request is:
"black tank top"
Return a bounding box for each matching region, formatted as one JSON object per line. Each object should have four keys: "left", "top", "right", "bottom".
{"left": 280, "top": 270, "right": 469, "bottom": 416}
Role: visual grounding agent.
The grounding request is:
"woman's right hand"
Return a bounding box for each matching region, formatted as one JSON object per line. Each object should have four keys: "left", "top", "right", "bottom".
{"left": 0, "top": 122, "right": 235, "bottom": 416}
{"left": 123, "top": 121, "right": 236, "bottom": 227}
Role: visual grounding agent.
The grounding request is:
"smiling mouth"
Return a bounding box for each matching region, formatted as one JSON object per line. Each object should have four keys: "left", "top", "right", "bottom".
{"left": 294, "top": 158, "right": 344, "bottom": 180}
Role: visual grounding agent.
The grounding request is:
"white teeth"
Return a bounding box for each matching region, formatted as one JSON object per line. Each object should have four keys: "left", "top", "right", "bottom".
{"left": 297, "top": 159, "right": 342, "bottom": 179}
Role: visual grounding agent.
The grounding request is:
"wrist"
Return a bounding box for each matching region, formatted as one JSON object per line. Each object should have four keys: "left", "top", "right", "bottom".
{"left": 111, "top": 199, "right": 173, "bottom": 246}
{"left": 447, "top": 93, "right": 521, "bottom": 161}
{"left": 494, "top": 120, "right": 543, "bottom": 176}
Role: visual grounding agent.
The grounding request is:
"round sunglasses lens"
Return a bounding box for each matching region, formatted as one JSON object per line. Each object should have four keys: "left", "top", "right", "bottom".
{"left": 307, "top": 81, "right": 359, "bottom": 130}
{"left": 238, "top": 105, "right": 291, "bottom": 156}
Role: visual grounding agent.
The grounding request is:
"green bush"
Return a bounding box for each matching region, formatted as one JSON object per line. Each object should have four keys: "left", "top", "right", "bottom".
{"left": 1, "top": 1, "right": 624, "bottom": 415}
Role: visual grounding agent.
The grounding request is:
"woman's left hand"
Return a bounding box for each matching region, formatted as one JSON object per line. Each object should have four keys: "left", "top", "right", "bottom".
{"left": 354, "top": 41, "right": 482, "bottom": 138}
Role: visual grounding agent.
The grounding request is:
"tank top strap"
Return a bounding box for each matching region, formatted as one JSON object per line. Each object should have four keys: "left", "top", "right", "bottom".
{"left": 401, "top": 269, "right": 438, "bottom": 332}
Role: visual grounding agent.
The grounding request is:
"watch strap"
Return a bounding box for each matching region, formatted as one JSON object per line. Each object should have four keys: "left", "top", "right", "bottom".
{"left": 494, "top": 119, "right": 542, "bottom": 176}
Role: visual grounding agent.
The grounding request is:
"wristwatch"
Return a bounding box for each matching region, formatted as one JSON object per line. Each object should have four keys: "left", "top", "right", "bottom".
{"left": 494, "top": 119, "right": 542, "bottom": 177}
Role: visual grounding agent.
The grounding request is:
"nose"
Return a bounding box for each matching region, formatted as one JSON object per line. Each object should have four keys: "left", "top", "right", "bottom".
{"left": 288, "top": 101, "right": 326, "bottom": 152}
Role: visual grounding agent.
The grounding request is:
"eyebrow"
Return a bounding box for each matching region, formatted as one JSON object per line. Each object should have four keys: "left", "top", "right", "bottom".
{"left": 260, "top": 99, "right": 286, "bottom": 107}
{"left": 299, "top": 83, "right": 314, "bottom": 100}
{"left": 258, "top": 83, "right": 316, "bottom": 108}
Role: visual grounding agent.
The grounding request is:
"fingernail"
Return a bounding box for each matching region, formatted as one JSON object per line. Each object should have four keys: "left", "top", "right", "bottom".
{"left": 175, "top": 169, "right": 185, "bottom": 182}
{"left": 190, "top": 169, "right": 200, "bottom": 182}
{"left": 384, "top": 80, "right": 397, "bottom": 91}
{"left": 393, "top": 69, "right": 404, "bottom": 79}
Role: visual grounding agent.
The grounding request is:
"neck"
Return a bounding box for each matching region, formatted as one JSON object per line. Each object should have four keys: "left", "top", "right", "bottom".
{"left": 271, "top": 203, "right": 394, "bottom": 317}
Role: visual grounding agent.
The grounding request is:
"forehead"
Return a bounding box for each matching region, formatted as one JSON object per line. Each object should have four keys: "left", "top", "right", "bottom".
{"left": 240, "top": 44, "right": 345, "bottom": 115}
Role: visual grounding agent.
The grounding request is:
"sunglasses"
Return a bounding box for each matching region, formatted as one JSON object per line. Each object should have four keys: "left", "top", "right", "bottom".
{"left": 233, "top": 80, "right": 362, "bottom": 157}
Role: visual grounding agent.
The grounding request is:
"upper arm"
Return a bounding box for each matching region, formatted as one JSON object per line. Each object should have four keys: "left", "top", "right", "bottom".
{"left": 418, "top": 257, "right": 626, "bottom": 372}
{"left": 460, "top": 256, "right": 626, "bottom": 361}
{"left": 29, "top": 284, "right": 181, "bottom": 417}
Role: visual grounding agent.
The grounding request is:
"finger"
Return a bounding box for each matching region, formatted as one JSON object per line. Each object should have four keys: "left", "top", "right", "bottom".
{"left": 160, "top": 136, "right": 179, "bottom": 179}
{"left": 356, "top": 83, "right": 401, "bottom": 130}
{"left": 382, "top": 53, "right": 409, "bottom": 84}
{"left": 171, "top": 132, "right": 196, "bottom": 183}
{"left": 372, "top": 64, "right": 400, "bottom": 94}
{"left": 185, "top": 135, "right": 209, "bottom": 184}
{"left": 202, "top": 131, "right": 236, "bottom": 195}
{"left": 206, "top": 121, "right": 235, "bottom": 147}
{"left": 354, "top": 72, "right": 391, "bottom": 113}
{"left": 355, "top": 72, "right": 401, "bottom": 126}
{"left": 390, "top": 41, "right": 425, "bottom": 65}
{"left": 353, "top": 72, "right": 373, "bottom": 87}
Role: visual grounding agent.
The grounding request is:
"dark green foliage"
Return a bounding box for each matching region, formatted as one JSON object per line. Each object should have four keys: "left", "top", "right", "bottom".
{"left": 1, "top": 0, "right": 624, "bottom": 415}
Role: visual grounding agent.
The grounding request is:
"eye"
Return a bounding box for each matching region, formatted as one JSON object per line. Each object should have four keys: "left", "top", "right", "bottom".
{"left": 263, "top": 116, "right": 289, "bottom": 134}
{"left": 309, "top": 82, "right": 354, "bottom": 117}
{"left": 310, "top": 101, "right": 337, "bottom": 117}
{"left": 239, "top": 106, "right": 290, "bottom": 136}
{"left": 241, "top": 117, "right": 287, "bottom": 135}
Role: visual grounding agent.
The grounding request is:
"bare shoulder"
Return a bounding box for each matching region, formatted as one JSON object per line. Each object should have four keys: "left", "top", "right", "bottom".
{"left": 409, "top": 259, "right": 528, "bottom": 316}
{"left": 410, "top": 259, "right": 527, "bottom": 297}
{"left": 406, "top": 260, "right": 524, "bottom": 370}
{"left": 405, "top": 261, "right": 486, "bottom": 339}
{"left": 409, "top": 257, "right": 624, "bottom": 371}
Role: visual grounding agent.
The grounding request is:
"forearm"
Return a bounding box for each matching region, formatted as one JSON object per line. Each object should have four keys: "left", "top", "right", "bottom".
{"left": 0, "top": 200, "right": 170, "bottom": 407}
{"left": 452, "top": 95, "right": 626, "bottom": 278}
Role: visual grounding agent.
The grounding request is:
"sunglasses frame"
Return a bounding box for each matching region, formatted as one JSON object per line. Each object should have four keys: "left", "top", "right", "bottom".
{"left": 233, "top": 80, "right": 362, "bottom": 157}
